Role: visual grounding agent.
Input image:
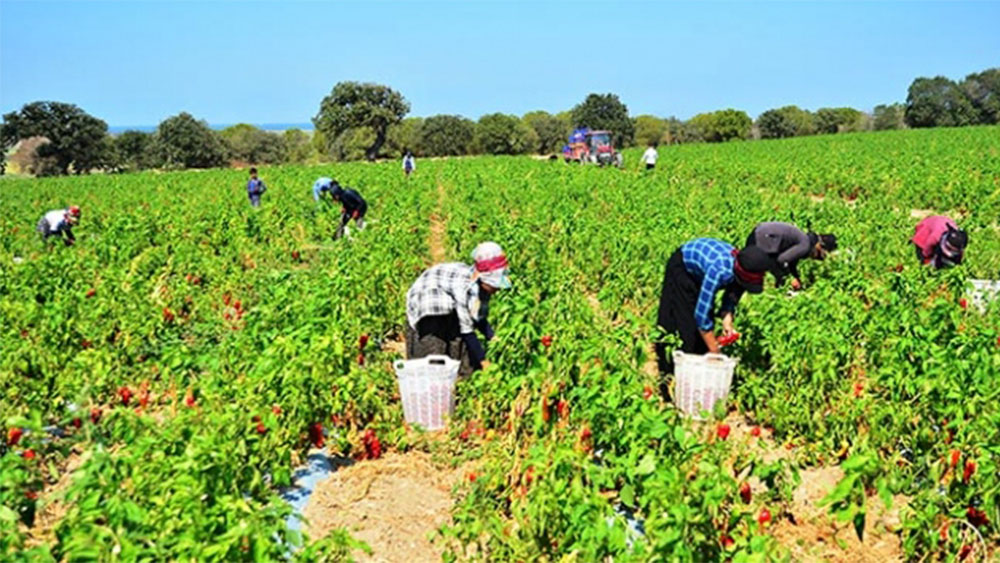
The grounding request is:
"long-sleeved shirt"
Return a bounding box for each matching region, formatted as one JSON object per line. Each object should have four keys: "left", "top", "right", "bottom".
{"left": 750, "top": 222, "right": 811, "bottom": 283}
{"left": 681, "top": 238, "right": 743, "bottom": 331}
{"left": 247, "top": 178, "right": 266, "bottom": 196}
{"left": 641, "top": 147, "right": 658, "bottom": 165}
{"left": 402, "top": 155, "right": 416, "bottom": 171}
{"left": 312, "top": 178, "right": 333, "bottom": 202}
{"left": 911, "top": 215, "right": 957, "bottom": 261}
{"left": 407, "top": 263, "right": 493, "bottom": 367}
{"left": 335, "top": 187, "right": 367, "bottom": 217}
{"left": 41, "top": 209, "right": 74, "bottom": 239}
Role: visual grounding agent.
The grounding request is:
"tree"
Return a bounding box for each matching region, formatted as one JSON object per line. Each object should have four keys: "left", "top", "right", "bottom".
{"left": 0, "top": 101, "right": 109, "bottom": 175}
{"left": 283, "top": 129, "right": 313, "bottom": 164}
{"left": 872, "top": 103, "right": 906, "bottom": 131}
{"left": 417, "top": 115, "right": 476, "bottom": 156}
{"left": 386, "top": 117, "right": 424, "bottom": 157}
{"left": 689, "top": 109, "right": 751, "bottom": 142}
{"left": 329, "top": 128, "right": 375, "bottom": 162}
{"left": 633, "top": 115, "right": 668, "bottom": 147}
{"left": 757, "top": 106, "right": 815, "bottom": 139}
{"left": 904, "top": 76, "right": 977, "bottom": 128}
{"left": 664, "top": 117, "right": 701, "bottom": 144}
{"left": 114, "top": 130, "right": 153, "bottom": 171}
{"left": 474, "top": 113, "right": 535, "bottom": 155}
{"left": 313, "top": 81, "right": 409, "bottom": 161}
{"left": 522, "top": 111, "right": 567, "bottom": 154}
{"left": 220, "top": 124, "right": 287, "bottom": 164}
{"left": 570, "top": 93, "right": 635, "bottom": 147}
{"left": 814, "top": 107, "right": 864, "bottom": 134}
{"left": 960, "top": 68, "right": 1000, "bottom": 125}
{"left": 148, "top": 112, "right": 227, "bottom": 169}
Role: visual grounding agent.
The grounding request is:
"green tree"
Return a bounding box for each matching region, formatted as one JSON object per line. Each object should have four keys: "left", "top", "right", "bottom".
{"left": 148, "top": 112, "right": 227, "bottom": 169}
{"left": 386, "top": 117, "right": 424, "bottom": 157}
{"left": 474, "top": 113, "right": 535, "bottom": 155}
{"left": 113, "top": 130, "right": 153, "bottom": 171}
{"left": 633, "top": 115, "right": 668, "bottom": 146}
{"left": 570, "top": 93, "right": 635, "bottom": 147}
{"left": 814, "top": 107, "right": 864, "bottom": 134}
{"left": 282, "top": 129, "right": 313, "bottom": 164}
{"left": 522, "top": 111, "right": 567, "bottom": 154}
{"left": 0, "top": 101, "right": 109, "bottom": 175}
{"left": 757, "top": 106, "right": 816, "bottom": 139}
{"left": 313, "top": 81, "right": 409, "bottom": 161}
{"left": 689, "top": 109, "right": 751, "bottom": 143}
{"left": 220, "top": 124, "right": 287, "bottom": 164}
{"left": 904, "top": 76, "right": 978, "bottom": 128}
{"left": 664, "top": 117, "right": 700, "bottom": 144}
{"left": 418, "top": 115, "right": 476, "bottom": 156}
{"left": 329, "top": 128, "right": 375, "bottom": 162}
{"left": 960, "top": 68, "right": 1000, "bottom": 125}
{"left": 872, "top": 103, "right": 906, "bottom": 131}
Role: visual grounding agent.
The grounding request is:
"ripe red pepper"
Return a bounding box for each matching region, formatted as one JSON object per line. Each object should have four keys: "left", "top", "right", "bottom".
{"left": 81, "top": 339, "right": 92, "bottom": 349}
{"left": 25, "top": 490, "right": 38, "bottom": 501}
{"left": 963, "top": 460, "right": 976, "bottom": 483}
{"left": 357, "top": 353, "right": 365, "bottom": 366}
{"left": 720, "top": 534, "right": 734, "bottom": 548}
{"left": 643, "top": 385, "right": 654, "bottom": 400}
{"left": 967, "top": 506, "right": 988, "bottom": 528}
{"left": 162, "top": 307, "right": 175, "bottom": 322}
{"left": 853, "top": 381, "right": 864, "bottom": 398}
{"left": 739, "top": 482, "right": 751, "bottom": 503}
{"left": 541, "top": 397, "right": 550, "bottom": 423}
{"left": 580, "top": 426, "right": 592, "bottom": 441}
{"left": 758, "top": 507, "right": 772, "bottom": 526}
{"left": 272, "top": 405, "right": 282, "bottom": 415}
{"left": 541, "top": 335, "right": 553, "bottom": 347}
{"left": 22, "top": 449, "right": 36, "bottom": 460}
{"left": 309, "top": 423, "right": 325, "bottom": 448}
{"left": 90, "top": 407, "right": 102, "bottom": 424}
{"left": 359, "top": 334, "right": 369, "bottom": 350}
{"left": 950, "top": 449, "right": 961, "bottom": 468}
{"left": 959, "top": 544, "right": 973, "bottom": 561}
{"left": 86, "top": 288, "right": 96, "bottom": 298}
{"left": 467, "top": 472, "right": 477, "bottom": 483}
{"left": 362, "top": 428, "right": 382, "bottom": 459}
{"left": 959, "top": 298, "right": 968, "bottom": 310}
{"left": 71, "top": 418, "right": 82, "bottom": 429}
{"left": 718, "top": 332, "right": 740, "bottom": 347}
{"left": 557, "top": 399, "right": 569, "bottom": 420}
{"left": 118, "top": 386, "right": 132, "bottom": 406}
{"left": 185, "top": 395, "right": 196, "bottom": 408}
{"left": 750, "top": 426, "right": 762, "bottom": 437}
{"left": 291, "top": 250, "right": 300, "bottom": 260}
{"left": 716, "top": 424, "right": 731, "bottom": 440}
{"left": 256, "top": 423, "right": 267, "bottom": 435}
{"left": 7, "top": 427, "right": 23, "bottom": 446}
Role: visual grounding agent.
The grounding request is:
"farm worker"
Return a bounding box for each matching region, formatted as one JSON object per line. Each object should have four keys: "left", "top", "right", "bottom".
{"left": 402, "top": 150, "right": 416, "bottom": 177}
{"left": 405, "top": 241, "right": 511, "bottom": 377}
{"left": 330, "top": 182, "right": 368, "bottom": 239}
{"left": 312, "top": 177, "right": 334, "bottom": 202}
{"left": 641, "top": 143, "right": 658, "bottom": 171}
{"left": 654, "top": 238, "right": 778, "bottom": 375}
{"left": 911, "top": 215, "right": 968, "bottom": 269}
{"left": 246, "top": 167, "right": 267, "bottom": 207}
{"left": 37, "top": 206, "right": 81, "bottom": 246}
{"left": 745, "top": 222, "right": 837, "bottom": 290}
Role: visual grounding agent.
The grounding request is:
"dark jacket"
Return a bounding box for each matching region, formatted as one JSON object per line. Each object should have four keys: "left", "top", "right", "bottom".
{"left": 747, "top": 222, "right": 811, "bottom": 284}
{"left": 332, "top": 186, "right": 367, "bottom": 217}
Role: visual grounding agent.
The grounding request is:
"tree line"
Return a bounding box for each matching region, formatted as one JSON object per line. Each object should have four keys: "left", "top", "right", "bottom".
{"left": 1, "top": 67, "right": 996, "bottom": 176}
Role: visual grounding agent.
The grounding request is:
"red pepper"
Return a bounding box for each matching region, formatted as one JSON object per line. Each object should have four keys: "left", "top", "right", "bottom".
{"left": 6, "top": 427, "right": 23, "bottom": 446}
{"left": 750, "top": 426, "right": 762, "bottom": 437}
{"left": 718, "top": 332, "right": 740, "bottom": 347}
{"left": 716, "top": 424, "right": 731, "bottom": 440}
{"left": 359, "top": 334, "right": 369, "bottom": 349}
{"left": 22, "top": 449, "right": 36, "bottom": 460}
{"left": 739, "top": 482, "right": 752, "bottom": 503}
{"left": 963, "top": 460, "right": 976, "bottom": 483}
{"left": 541, "top": 335, "right": 553, "bottom": 347}
{"left": 950, "top": 449, "right": 961, "bottom": 468}
{"left": 758, "top": 507, "right": 772, "bottom": 526}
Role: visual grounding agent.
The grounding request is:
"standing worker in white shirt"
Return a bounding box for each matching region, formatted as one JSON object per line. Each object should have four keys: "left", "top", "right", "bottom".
{"left": 641, "top": 143, "right": 659, "bottom": 171}
{"left": 402, "top": 150, "right": 416, "bottom": 178}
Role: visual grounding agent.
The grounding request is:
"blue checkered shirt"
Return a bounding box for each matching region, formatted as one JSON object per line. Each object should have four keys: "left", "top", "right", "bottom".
{"left": 681, "top": 238, "right": 737, "bottom": 331}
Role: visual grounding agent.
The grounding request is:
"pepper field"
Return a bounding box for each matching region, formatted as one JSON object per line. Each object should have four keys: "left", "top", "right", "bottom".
{"left": 2, "top": 126, "right": 999, "bottom": 561}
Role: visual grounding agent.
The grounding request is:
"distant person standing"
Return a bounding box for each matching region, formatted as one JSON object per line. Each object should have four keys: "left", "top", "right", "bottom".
{"left": 312, "top": 177, "right": 334, "bottom": 202}
{"left": 911, "top": 215, "right": 968, "bottom": 269}
{"left": 37, "top": 206, "right": 81, "bottom": 246}
{"left": 402, "top": 150, "right": 416, "bottom": 178}
{"left": 641, "top": 143, "right": 659, "bottom": 171}
{"left": 330, "top": 182, "right": 368, "bottom": 239}
{"left": 246, "top": 167, "right": 267, "bottom": 207}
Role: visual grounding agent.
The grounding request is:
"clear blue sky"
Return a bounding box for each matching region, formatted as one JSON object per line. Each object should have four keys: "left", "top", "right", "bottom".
{"left": 2, "top": 1, "right": 998, "bottom": 126}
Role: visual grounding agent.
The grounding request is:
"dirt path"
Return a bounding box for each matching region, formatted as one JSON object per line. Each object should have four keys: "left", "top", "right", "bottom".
{"left": 304, "top": 451, "right": 467, "bottom": 562}
{"left": 428, "top": 175, "right": 447, "bottom": 264}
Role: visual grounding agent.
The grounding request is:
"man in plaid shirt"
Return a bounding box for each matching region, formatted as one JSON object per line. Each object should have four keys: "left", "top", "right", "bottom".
{"left": 655, "top": 238, "right": 778, "bottom": 376}
{"left": 406, "top": 242, "right": 511, "bottom": 376}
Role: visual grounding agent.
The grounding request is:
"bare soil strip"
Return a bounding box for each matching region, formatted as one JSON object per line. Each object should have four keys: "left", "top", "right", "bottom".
{"left": 428, "top": 175, "right": 447, "bottom": 264}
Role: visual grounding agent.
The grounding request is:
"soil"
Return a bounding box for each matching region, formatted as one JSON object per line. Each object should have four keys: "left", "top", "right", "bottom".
{"left": 428, "top": 177, "right": 447, "bottom": 264}
{"left": 303, "top": 450, "right": 468, "bottom": 562}
{"left": 910, "top": 208, "right": 936, "bottom": 219}
{"left": 23, "top": 449, "right": 89, "bottom": 549}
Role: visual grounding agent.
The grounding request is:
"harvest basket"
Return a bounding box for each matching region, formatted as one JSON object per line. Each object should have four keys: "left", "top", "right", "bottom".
{"left": 672, "top": 351, "right": 737, "bottom": 420}
{"left": 393, "top": 355, "right": 460, "bottom": 431}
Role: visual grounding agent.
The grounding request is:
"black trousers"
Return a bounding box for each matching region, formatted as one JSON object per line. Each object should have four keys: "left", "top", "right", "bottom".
{"left": 654, "top": 249, "right": 708, "bottom": 375}
{"left": 405, "top": 313, "right": 473, "bottom": 377}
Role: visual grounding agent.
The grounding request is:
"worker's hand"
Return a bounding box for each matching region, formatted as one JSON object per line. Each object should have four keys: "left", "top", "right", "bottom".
{"left": 790, "top": 278, "right": 802, "bottom": 291}
{"left": 352, "top": 211, "right": 359, "bottom": 219}
{"left": 721, "top": 314, "right": 736, "bottom": 338}
{"left": 701, "top": 330, "right": 721, "bottom": 354}
{"left": 479, "top": 360, "right": 491, "bottom": 371}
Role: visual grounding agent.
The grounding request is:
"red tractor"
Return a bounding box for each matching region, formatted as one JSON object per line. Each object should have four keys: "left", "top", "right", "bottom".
{"left": 563, "top": 128, "right": 624, "bottom": 168}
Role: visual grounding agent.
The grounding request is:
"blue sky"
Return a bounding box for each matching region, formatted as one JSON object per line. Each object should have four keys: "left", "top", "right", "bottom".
{"left": 2, "top": 1, "right": 998, "bottom": 126}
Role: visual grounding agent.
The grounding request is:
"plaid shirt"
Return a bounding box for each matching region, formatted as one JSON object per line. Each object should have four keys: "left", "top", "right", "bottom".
{"left": 681, "top": 238, "right": 738, "bottom": 331}
{"left": 406, "top": 263, "right": 487, "bottom": 333}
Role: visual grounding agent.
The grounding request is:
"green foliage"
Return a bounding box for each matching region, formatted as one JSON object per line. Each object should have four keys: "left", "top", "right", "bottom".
{"left": 570, "top": 93, "right": 635, "bottom": 147}
{"left": 112, "top": 130, "right": 153, "bottom": 172}
{"left": 872, "top": 103, "right": 906, "bottom": 131}
{"left": 960, "top": 67, "right": 1000, "bottom": 125}
{"left": 905, "top": 76, "right": 978, "bottom": 128}
{"left": 633, "top": 115, "right": 668, "bottom": 147}
{"left": 417, "top": 115, "right": 476, "bottom": 157}
{"left": 522, "top": 111, "right": 569, "bottom": 154}
{"left": 281, "top": 129, "right": 313, "bottom": 164}
{"left": 474, "top": 113, "right": 535, "bottom": 155}
{"left": 147, "top": 112, "right": 227, "bottom": 170}
{"left": 219, "top": 124, "right": 287, "bottom": 165}
{"left": 689, "top": 109, "right": 752, "bottom": 142}
{"left": 0, "top": 101, "right": 109, "bottom": 176}
{"left": 386, "top": 117, "right": 424, "bottom": 157}
{"left": 313, "top": 81, "right": 409, "bottom": 161}
{"left": 664, "top": 117, "right": 700, "bottom": 144}
{"left": 814, "top": 107, "right": 865, "bottom": 134}
{"left": 756, "top": 106, "right": 815, "bottom": 139}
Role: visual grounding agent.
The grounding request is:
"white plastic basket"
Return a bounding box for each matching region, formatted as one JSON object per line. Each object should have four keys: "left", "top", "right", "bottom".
{"left": 393, "top": 355, "right": 460, "bottom": 431}
{"left": 967, "top": 279, "right": 1000, "bottom": 313}
{"left": 672, "top": 351, "right": 737, "bottom": 420}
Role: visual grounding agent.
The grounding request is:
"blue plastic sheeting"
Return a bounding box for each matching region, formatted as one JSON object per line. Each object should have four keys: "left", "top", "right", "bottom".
{"left": 280, "top": 452, "right": 354, "bottom": 535}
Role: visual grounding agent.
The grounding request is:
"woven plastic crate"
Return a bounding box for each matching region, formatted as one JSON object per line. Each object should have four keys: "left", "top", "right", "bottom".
{"left": 393, "top": 355, "right": 460, "bottom": 430}
{"left": 672, "top": 351, "right": 737, "bottom": 420}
